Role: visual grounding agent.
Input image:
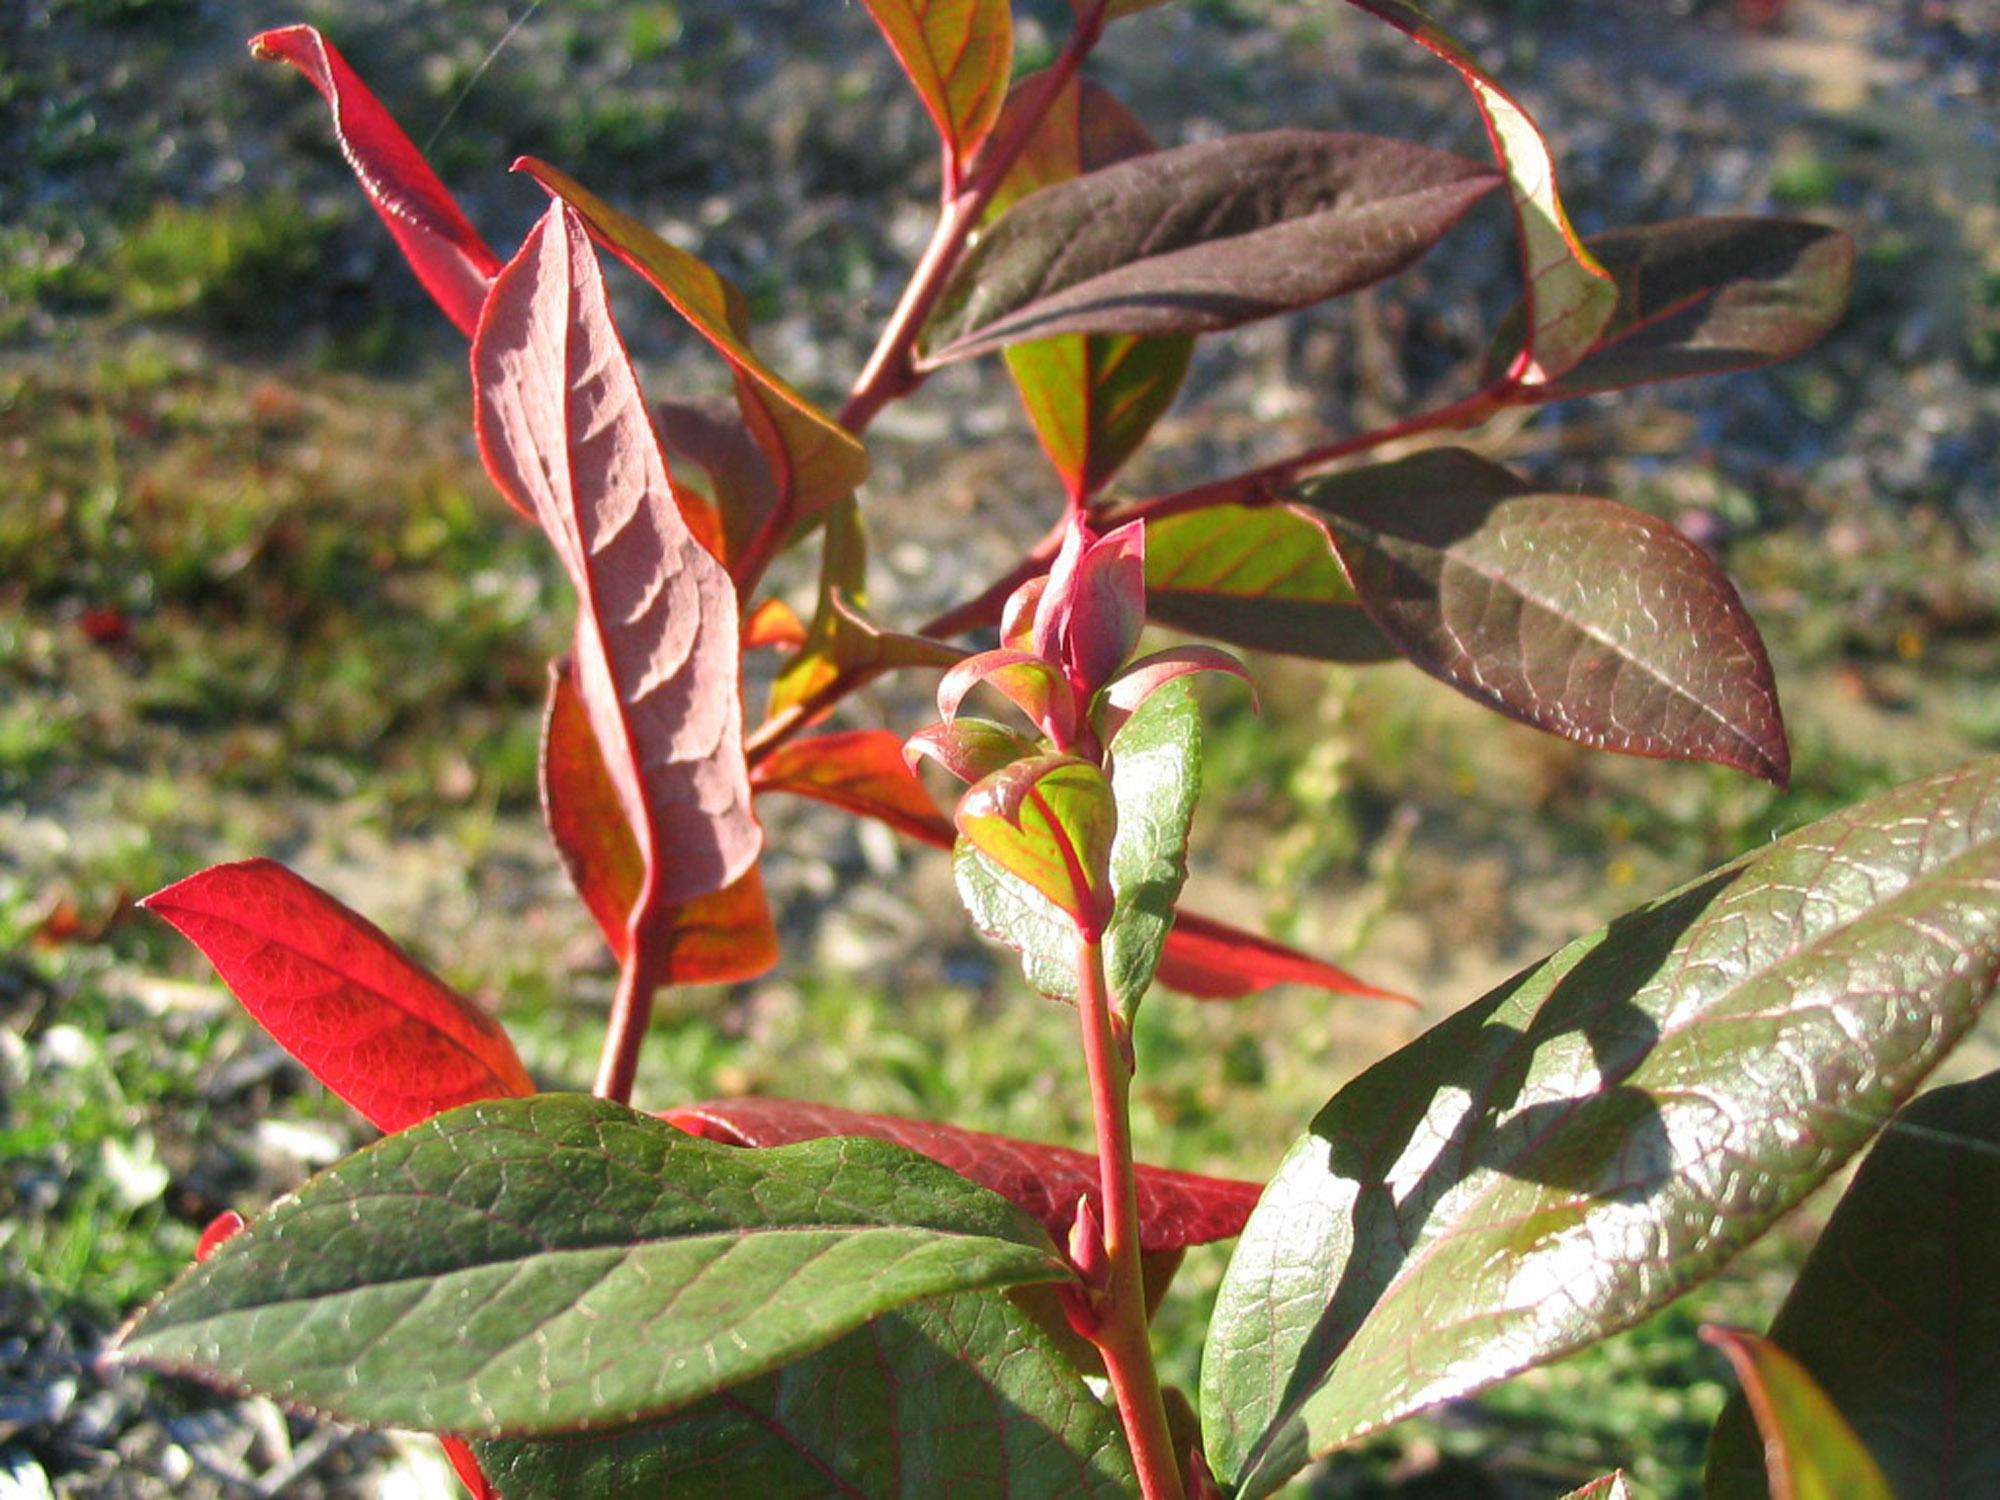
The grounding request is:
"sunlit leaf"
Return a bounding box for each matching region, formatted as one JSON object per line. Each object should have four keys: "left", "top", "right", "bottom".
{"left": 473, "top": 1291, "right": 1137, "bottom": 1499}
{"left": 669, "top": 1096, "right": 1262, "bottom": 1252}
{"left": 1490, "top": 217, "right": 1855, "bottom": 400}
{"left": 1203, "top": 759, "right": 2000, "bottom": 1498}
{"left": 958, "top": 754, "right": 1118, "bottom": 935}
{"left": 859, "top": 0, "right": 1012, "bottom": 181}
{"left": 114, "top": 1096, "right": 1070, "bottom": 1434}
{"left": 990, "top": 73, "right": 1193, "bottom": 500}
{"left": 920, "top": 130, "right": 1497, "bottom": 365}
{"left": 541, "top": 660, "right": 777, "bottom": 985}
{"left": 1704, "top": 1073, "right": 2000, "bottom": 1498}
{"left": 1154, "top": 911, "right": 1410, "bottom": 1005}
{"left": 520, "top": 159, "right": 868, "bottom": 532}
{"left": 905, "top": 718, "right": 1042, "bottom": 788}
{"left": 141, "top": 861, "right": 532, "bottom": 1134}
{"left": 1144, "top": 503, "right": 1394, "bottom": 663}
{"left": 1703, "top": 1329, "right": 1895, "bottom": 1500}
{"left": 1560, "top": 1476, "right": 1635, "bottom": 1500}
{"left": 250, "top": 27, "right": 501, "bottom": 339}
{"left": 476, "top": 204, "right": 761, "bottom": 918}
{"left": 1295, "top": 448, "right": 1789, "bottom": 784}
{"left": 1338, "top": 0, "right": 1617, "bottom": 384}
{"left": 753, "top": 728, "right": 956, "bottom": 845}
{"left": 957, "top": 679, "right": 1199, "bottom": 1012}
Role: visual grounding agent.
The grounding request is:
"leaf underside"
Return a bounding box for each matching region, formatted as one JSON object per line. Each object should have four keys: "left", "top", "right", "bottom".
{"left": 115, "top": 1096, "right": 1069, "bottom": 1436}
{"left": 1203, "top": 758, "right": 2000, "bottom": 1498}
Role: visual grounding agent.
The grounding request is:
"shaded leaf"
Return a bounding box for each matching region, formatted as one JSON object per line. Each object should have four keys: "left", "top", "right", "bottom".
{"left": 859, "top": 0, "right": 1012, "bottom": 180}
{"left": 520, "top": 159, "right": 868, "bottom": 530}
{"left": 1202, "top": 758, "right": 2000, "bottom": 1498}
{"left": 669, "top": 1096, "right": 1262, "bottom": 1253}
{"left": 1560, "top": 1477, "right": 1635, "bottom": 1500}
{"left": 1702, "top": 1329, "right": 1895, "bottom": 1500}
{"left": 1295, "top": 448, "right": 1789, "bottom": 784}
{"left": 141, "top": 861, "right": 532, "bottom": 1133}
{"left": 476, "top": 204, "right": 760, "bottom": 916}
{"left": 991, "top": 73, "right": 1193, "bottom": 500}
{"left": 957, "top": 679, "right": 1199, "bottom": 1012}
{"left": 542, "top": 660, "right": 777, "bottom": 985}
{"left": 114, "top": 1095, "right": 1070, "bottom": 1434}
{"left": 1704, "top": 1073, "right": 2000, "bottom": 1498}
{"left": 473, "top": 1291, "right": 1137, "bottom": 1499}
{"left": 1491, "top": 217, "right": 1855, "bottom": 400}
{"left": 920, "top": 130, "right": 1497, "bottom": 365}
{"left": 1338, "top": 0, "right": 1616, "bottom": 383}
{"left": 652, "top": 395, "right": 779, "bottom": 571}
{"left": 958, "top": 754, "right": 1118, "bottom": 935}
{"left": 1153, "top": 911, "right": 1410, "bottom": 1004}
{"left": 1144, "top": 503, "right": 1394, "bottom": 663}
{"left": 250, "top": 27, "right": 500, "bottom": 339}
{"left": 752, "top": 728, "right": 956, "bottom": 845}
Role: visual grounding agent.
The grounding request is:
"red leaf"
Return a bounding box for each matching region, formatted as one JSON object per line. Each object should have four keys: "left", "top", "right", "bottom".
{"left": 1154, "top": 911, "right": 1412, "bottom": 1004}
{"left": 667, "top": 1097, "right": 1263, "bottom": 1253}
{"left": 477, "top": 203, "right": 760, "bottom": 924}
{"left": 752, "top": 728, "right": 957, "bottom": 846}
{"left": 141, "top": 860, "right": 533, "bottom": 1133}
{"left": 441, "top": 1437, "right": 498, "bottom": 1500}
{"left": 542, "top": 659, "right": 777, "bottom": 985}
{"left": 743, "top": 596, "right": 808, "bottom": 652}
{"left": 193, "top": 1211, "right": 245, "bottom": 1263}
{"left": 249, "top": 26, "right": 501, "bottom": 339}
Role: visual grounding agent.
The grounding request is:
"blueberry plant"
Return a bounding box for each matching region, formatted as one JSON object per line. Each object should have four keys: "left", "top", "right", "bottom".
{"left": 109, "top": 4, "right": 2000, "bottom": 1498}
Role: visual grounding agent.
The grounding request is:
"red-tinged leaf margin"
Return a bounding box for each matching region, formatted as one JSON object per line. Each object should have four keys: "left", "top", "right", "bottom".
{"left": 1338, "top": 0, "right": 1616, "bottom": 384}
{"left": 752, "top": 728, "right": 957, "bottom": 846}
{"left": 141, "top": 860, "right": 533, "bottom": 1134}
{"left": 542, "top": 658, "right": 777, "bottom": 985}
{"left": 668, "top": 1097, "right": 1263, "bottom": 1254}
{"left": 249, "top": 27, "right": 501, "bottom": 340}
{"left": 860, "top": 0, "right": 1014, "bottom": 186}
{"left": 1155, "top": 911, "right": 1411, "bottom": 1005}
{"left": 1702, "top": 1327, "right": 1896, "bottom": 1500}
{"left": 475, "top": 203, "right": 761, "bottom": 921}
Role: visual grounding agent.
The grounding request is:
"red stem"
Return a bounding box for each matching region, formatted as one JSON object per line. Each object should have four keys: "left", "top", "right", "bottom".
{"left": 594, "top": 938, "right": 662, "bottom": 1103}
{"left": 1077, "top": 934, "right": 1186, "bottom": 1500}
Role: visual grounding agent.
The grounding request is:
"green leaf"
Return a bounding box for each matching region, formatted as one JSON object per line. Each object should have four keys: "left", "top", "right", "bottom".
{"left": 1294, "top": 448, "right": 1790, "bottom": 785}
{"left": 112, "top": 1095, "right": 1070, "bottom": 1435}
{"left": 957, "top": 754, "right": 1118, "bottom": 935}
{"left": 1490, "top": 217, "right": 1856, "bottom": 401}
{"left": 1202, "top": 758, "right": 2000, "bottom": 1498}
{"left": 1144, "top": 503, "right": 1394, "bottom": 663}
{"left": 956, "top": 678, "right": 1200, "bottom": 1015}
{"left": 918, "top": 130, "right": 1496, "bottom": 365}
{"left": 1704, "top": 1073, "right": 2000, "bottom": 1498}
{"left": 989, "top": 74, "right": 1193, "bottom": 501}
{"left": 1338, "top": 0, "right": 1617, "bottom": 384}
{"left": 1702, "top": 1329, "right": 1895, "bottom": 1500}
{"left": 858, "top": 0, "right": 1012, "bottom": 181}
{"left": 473, "top": 1290, "right": 1138, "bottom": 1499}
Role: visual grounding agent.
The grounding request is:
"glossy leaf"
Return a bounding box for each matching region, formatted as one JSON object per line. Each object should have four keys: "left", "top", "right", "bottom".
{"left": 939, "top": 647, "right": 1080, "bottom": 747}
{"left": 1202, "top": 758, "right": 2000, "bottom": 1498}
{"left": 752, "top": 727, "right": 957, "bottom": 845}
{"left": 141, "top": 860, "right": 532, "bottom": 1133}
{"left": 541, "top": 660, "right": 777, "bottom": 984}
{"left": 1154, "top": 910, "right": 1410, "bottom": 1004}
{"left": 519, "top": 159, "right": 868, "bottom": 529}
{"left": 1338, "top": 0, "right": 1617, "bottom": 383}
{"left": 859, "top": 0, "right": 1011, "bottom": 180}
{"left": 250, "top": 27, "right": 501, "bottom": 339}
{"left": 669, "top": 1096, "right": 1262, "bottom": 1253}
{"left": 957, "top": 679, "right": 1199, "bottom": 1011}
{"left": 1704, "top": 1073, "right": 2000, "bottom": 1498}
{"left": 1492, "top": 218, "right": 1855, "bottom": 401}
{"left": 919, "top": 130, "right": 1498, "bottom": 365}
{"left": 1702, "top": 1329, "right": 1895, "bottom": 1500}
{"left": 114, "top": 1095, "right": 1070, "bottom": 1434}
{"left": 991, "top": 73, "right": 1193, "bottom": 500}
{"left": 473, "top": 1291, "right": 1137, "bottom": 1499}
{"left": 1144, "top": 503, "right": 1395, "bottom": 663}
{"left": 476, "top": 204, "right": 760, "bottom": 914}
{"left": 1296, "top": 448, "right": 1789, "bottom": 785}
{"left": 1099, "top": 644, "right": 1256, "bottom": 741}
{"left": 905, "top": 717, "right": 1042, "bottom": 788}
{"left": 1035, "top": 516, "right": 1149, "bottom": 698}
{"left": 958, "top": 754, "right": 1118, "bottom": 935}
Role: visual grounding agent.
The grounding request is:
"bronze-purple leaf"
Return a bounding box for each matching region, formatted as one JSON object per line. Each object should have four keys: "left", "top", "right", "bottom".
{"left": 1490, "top": 217, "right": 1856, "bottom": 399}
{"left": 1294, "top": 448, "right": 1789, "bottom": 785}
{"left": 918, "top": 131, "right": 1498, "bottom": 366}
{"left": 475, "top": 204, "right": 760, "bottom": 918}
